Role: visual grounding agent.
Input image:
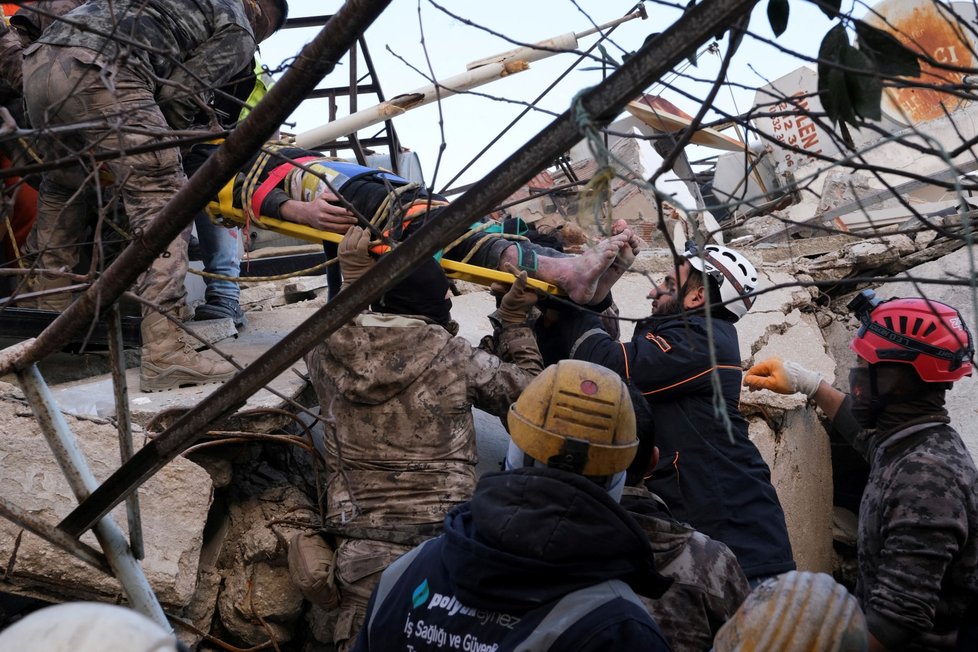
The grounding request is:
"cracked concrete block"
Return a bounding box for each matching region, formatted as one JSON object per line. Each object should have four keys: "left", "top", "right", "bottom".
{"left": 284, "top": 276, "right": 329, "bottom": 295}
{"left": 748, "top": 412, "right": 833, "bottom": 573}
{"left": 184, "top": 318, "right": 237, "bottom": 347}
{"left": 0, "top": 397, "right": 212, "bottom": 609}
{"left": 737, "top": 307, "right": 804, "bottom": 368}
{"left": 284, "top": 276, "right": 329, "bottom": 304}
{"left": 753, "top": 315, "right": 836, "bottom": 383}
{"left": 845, "top": 235, "right": 915, "bottom": 264}
{"left": 743, "top": 315, "right": 835, "bottom": 411}
{"left": 240, "top": 283, "right": 281, "bottom": 306}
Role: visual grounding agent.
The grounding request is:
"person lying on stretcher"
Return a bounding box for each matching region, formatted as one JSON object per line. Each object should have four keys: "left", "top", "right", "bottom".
{"left": 226, "top": 144, "right": 642, "bottom": 305}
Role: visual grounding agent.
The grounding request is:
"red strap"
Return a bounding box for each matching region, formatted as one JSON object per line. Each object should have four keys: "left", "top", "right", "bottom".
{"left": 250, "top": 156, "right": 321, "bottom": 219}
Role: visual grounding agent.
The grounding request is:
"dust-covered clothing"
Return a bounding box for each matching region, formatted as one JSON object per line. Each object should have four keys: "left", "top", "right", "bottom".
{"left": 621, "top": 485, "right": 749, "bottom": 652}
{"left": 304, "top": 312, "right": 543, "bottom": 650}
{"left": 352, "top": 467, "right": 672, "bottom": 652}
{"left": 21, "top": 0, "right": 255, "bottom": 314}
{"left": 831, "top": 400, "right": 978, "bottom": 650}
{"left": 35, "top": 0, "right": 255, "bottom": 128}
{"left": 0, "top": 0, "right": 85, "bottom": 93}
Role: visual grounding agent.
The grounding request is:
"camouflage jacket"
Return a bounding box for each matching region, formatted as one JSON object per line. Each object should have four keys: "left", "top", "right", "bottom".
{"left": 35, "top": 0, "right": 255, "bottom": 128}
{"left": 0, "top": 1, "right": 85, "bottom": 99}
{"left": 833, "top": 403, "right": 978, "bottom": 650}
{"left": 304, "top": 312, "right": 543, "bottom": 534}
{"left": 620, "top": 485, "right": 750, "bottom": 652}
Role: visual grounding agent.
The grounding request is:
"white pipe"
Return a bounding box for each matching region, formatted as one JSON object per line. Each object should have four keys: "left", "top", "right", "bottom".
{"left": 295, "top": 10, "right": 645, "bottom": 150}
{"left": 296, "top": 60, "right": 529, "bottom": 149}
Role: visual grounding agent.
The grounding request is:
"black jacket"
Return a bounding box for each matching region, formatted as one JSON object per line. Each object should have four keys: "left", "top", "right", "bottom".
{"left": 353, "top": 467, "right": 672, "bottom": 651}
{"left": 553, "top": 310, "right": 794, "bottom": 580}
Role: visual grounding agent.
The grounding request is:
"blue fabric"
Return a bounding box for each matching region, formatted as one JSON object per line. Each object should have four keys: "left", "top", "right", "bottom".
{"left": 353, "top": 467, "right": 671, "bottom": 652}
{"left": 194, "top": 212, "right": 240, "bottom": 302}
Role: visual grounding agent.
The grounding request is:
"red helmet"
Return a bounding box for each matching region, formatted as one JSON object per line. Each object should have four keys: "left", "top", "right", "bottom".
{"left": 849, "top": 296, "right": 974, "bottom": 383}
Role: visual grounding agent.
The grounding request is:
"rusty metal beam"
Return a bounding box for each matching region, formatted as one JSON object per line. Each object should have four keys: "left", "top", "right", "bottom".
{"left": 0, "top": 0, "right": 393, "bottom": 378}
{"left": 58, "top": 0, "right": 760, "bottom": 538}
{"left": 0, "top": 495, "right": 111, "bottom": 574}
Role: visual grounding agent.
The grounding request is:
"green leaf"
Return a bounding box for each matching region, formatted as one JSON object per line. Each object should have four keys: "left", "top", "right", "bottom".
{"left": 817, "top": 25, "right": 853, "bottom": 125}
{"left": 854, "top": 20, "right": 921, "bottom": 78}
{"left": 842, "top": 45, "right": 883, "bottom": 121}
{"left": 767, "top": 0, "right": 789, "bottom": 37}
{"left": 818, "top": 0, "right": 842, "bottom": 20}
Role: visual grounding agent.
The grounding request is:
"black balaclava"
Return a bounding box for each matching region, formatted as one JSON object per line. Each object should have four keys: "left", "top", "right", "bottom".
{"left": 848, "top": 362, "right": 950, "bottom": 432}
{"left": 371, "top": 257, "right": 453, "bottom": 328}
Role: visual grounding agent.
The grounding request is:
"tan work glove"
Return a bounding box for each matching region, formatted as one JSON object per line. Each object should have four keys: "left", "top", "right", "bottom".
{"left": 338, "top": 226, "right": 373, "bottom": 289}
{"left": 493, "top": 263, "right": 538, "bottom": 324}
{"left": 744, "top": 357, "right": 823, "bottom": 398}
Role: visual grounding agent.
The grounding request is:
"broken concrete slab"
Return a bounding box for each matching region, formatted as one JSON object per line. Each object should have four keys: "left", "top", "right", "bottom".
{"left": 752, "top": 234, "right": 862, "bottom": 264}
{"left": 184, "top": 318, "right": 238, "bottom": 347}
{"left": 284, "top": 278, "right": 330, "bottom": 305}
{"left": 0, "top": 395, "right": 212, "bottom": 609}
{"left": 748, "top": 412, "right": 833, "bottom": 573}
{"left": 745, "top": 315, "right": 836, "bottom": 408}
{"left": 49, "top": 306, "right": 322, "bottom": 427}
{"left": 239, "top": 283, "right": 281, "bottom": 307}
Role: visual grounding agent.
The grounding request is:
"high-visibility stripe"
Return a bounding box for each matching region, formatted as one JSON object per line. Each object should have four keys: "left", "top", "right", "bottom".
{"left": 641, "top": 364, "right": 741, "bottom": 396}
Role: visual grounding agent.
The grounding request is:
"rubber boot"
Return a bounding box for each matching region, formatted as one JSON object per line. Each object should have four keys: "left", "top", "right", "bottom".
{"left": 139, "top": 313, "right": 236, "bottom": 392}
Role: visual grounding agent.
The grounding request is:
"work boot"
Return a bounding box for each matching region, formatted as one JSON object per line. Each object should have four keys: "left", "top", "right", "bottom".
{"left": 194, "top": 297, "right": 247, "bottom": 328}
{"left": 140, "top": 312, "right": 237, "bottom": 392}
{"left": 26, "top": 275, "right": 74, "bottom": 311}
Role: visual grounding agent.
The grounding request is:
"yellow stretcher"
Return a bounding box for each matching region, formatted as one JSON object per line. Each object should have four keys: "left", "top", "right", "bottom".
{"left": 207, "top": 181, "right": 560, "bottom": 294}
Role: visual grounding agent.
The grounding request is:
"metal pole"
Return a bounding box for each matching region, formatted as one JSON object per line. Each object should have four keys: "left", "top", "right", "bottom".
{"left": 57, "top": 0, "right": 760, "bottom": 539}
{"left": 0, "top": 0, "right": 394, "bottom": 377}
{"left": 108, "top": 303, "right": 144, "bottom": 559}
{"left": 0, "top": 495, "right": 111, "bottom": 574}
{"left": 15, "top": 364, "right": 169, "bottom": 628}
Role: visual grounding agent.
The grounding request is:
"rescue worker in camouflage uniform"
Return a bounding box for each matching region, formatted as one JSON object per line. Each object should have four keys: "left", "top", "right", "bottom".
{"left": 20, "top": 0, "right": 286, "bottom": 391}
{"left": 352, "top": 360, "right": 672, "bottom": 651}
{"left": 0, "top": 1, "right": 85, "bottom": 95}
{"left": 745, "top": 291, "right": 978, "bottom": 651}
{"left": 620, "top": 386, "right": 750, "bottom": 651}
{"left": 303, "top": 226, "right": 544, "bottom": 652}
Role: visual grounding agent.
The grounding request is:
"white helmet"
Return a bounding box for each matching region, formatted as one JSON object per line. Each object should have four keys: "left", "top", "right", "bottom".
{"left": 0, "top": 602, "right": 181, "bottom": 652}
{"left": 684, "top": 241, "right": 759, "bottom": 320}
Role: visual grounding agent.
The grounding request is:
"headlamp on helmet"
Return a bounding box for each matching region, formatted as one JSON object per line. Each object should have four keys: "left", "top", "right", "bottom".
{"left": 848, "top": 290, "right": 975, "bottom": 383}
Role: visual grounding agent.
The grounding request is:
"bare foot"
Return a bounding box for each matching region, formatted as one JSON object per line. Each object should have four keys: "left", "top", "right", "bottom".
{"left": 591, "top": 229, "right": 642, "bottom": 304}
{"left": 550, "top": 236, "right": 625, "bottom": 304}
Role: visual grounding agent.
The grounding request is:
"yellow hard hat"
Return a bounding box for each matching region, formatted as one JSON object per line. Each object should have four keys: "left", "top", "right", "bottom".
{"left": 714, "top": 571, "right": 868, "bottom": 652}
{"left": 507, "top": 360, "right": 638, "bottom": 477}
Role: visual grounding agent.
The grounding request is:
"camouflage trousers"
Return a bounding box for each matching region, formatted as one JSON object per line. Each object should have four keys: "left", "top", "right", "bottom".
{"left": 333, "top": 538, "right": 412, "bottom": 652}
{"left": 22, "top": 44, "right": 190, "bottom": 316}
